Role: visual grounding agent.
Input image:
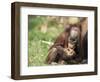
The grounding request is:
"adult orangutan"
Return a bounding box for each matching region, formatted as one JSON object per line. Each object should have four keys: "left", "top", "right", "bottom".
{"left": 46, "top": 24, "right": 83, "bottom": 64}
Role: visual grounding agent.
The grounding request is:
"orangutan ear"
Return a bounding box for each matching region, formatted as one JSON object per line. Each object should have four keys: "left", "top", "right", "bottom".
{"left": 64, "top": 24, "right": 71, "bottom": 32}
{"left": 75, "top": 23, "right": 82, "bottom": 32}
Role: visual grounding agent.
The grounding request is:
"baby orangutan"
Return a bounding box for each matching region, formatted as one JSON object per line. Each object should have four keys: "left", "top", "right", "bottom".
{"left": 46, "top": 41, "right": 77, "bottom": 65}
{"left": 64, "top": 42, "right": 76, "bottom": 57}
{"left": 56, "top": 40, "right": 77, "bottom": 64}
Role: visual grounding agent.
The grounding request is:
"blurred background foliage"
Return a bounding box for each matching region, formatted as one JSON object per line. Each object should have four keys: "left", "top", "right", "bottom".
{"left": 28, "top": 15, "right": 84, "bottom": 66}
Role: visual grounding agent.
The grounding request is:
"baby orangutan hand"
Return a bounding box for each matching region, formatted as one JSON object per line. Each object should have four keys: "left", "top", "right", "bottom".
{"left": 64, "top": 48, "right": 76, "bottom": 57}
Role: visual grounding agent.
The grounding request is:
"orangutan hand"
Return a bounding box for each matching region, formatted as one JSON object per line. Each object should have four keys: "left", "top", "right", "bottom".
{"left": 64, "top": 48, "right": 76, "bottom": 56}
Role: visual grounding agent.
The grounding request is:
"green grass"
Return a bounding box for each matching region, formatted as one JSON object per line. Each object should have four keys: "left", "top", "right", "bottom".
{"left": 28, "top": 27, "right": 63, "bottom": 66}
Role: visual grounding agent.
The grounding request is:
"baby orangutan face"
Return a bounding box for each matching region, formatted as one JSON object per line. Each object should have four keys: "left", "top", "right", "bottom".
{"left": 64, "top": 42, "right": 76, "bottom": 57}
{"left": 68, "top": 42, "right": 75, "bottom": 49}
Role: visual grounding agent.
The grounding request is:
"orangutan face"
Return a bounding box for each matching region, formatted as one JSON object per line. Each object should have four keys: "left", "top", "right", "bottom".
{"left": 68, "top": 26, "right": 81, "bottom": 44}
